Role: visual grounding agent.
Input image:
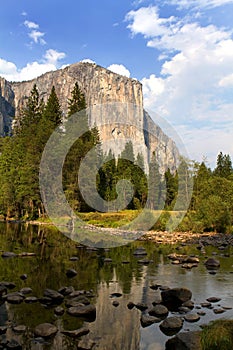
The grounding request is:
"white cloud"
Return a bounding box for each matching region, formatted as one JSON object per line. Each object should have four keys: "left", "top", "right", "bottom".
{"left": 24, "top": 20, "right": 39, "bottom": 29}
{"left": 176, "top": 123, "right": 233, "bottom": 167}
{"left": 24, "top": 18, "right": 46, "bottom": 45}
{"left": 81, "top": 58, "right": 96, "bottom": 64}
{"left": 0, "top": 49, "right": 66, "bottom": 82}
{"left": 219, "top": 73, "right": 233, "bottom": 87}
{"left": 21, "top": 11, "right": 27, "bottom": 16}
{"left": 167, "top": 0, "right": 233, "bottom": 9}
{"left": 44, "top": 49, "right": 66, "bottom": 65}
{"left": 107, "top": 64, "right": 131, "bottom": 77}
{"left": 0, "top": 59, "right": 17, "bottom": 75}
{"left": 126, "top": 5, "right": 233, "bottom": 164}
{"left": 126, "top": 6, "right": 175, "bottom": 38}
{"left": 29, "top": 30, "right": 46, "bottom": 45}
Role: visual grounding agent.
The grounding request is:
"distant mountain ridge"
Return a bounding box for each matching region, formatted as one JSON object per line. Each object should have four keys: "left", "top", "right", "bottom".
{"left": 0, "top": 62, "right": 179, "bottom": 172}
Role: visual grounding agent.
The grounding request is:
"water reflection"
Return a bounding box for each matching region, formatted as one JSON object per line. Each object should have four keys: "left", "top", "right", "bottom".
{"left": 0, "top": 223, "right": 232, "bottom": 349}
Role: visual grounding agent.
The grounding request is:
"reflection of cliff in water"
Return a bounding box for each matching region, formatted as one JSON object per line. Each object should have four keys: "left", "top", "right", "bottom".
{"left": 87, "top": 269, "right": 142, "bottom": 350}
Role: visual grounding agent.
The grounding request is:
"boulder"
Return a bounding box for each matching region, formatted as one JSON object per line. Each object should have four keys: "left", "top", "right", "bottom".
{"left": 206, "top": 297, "right": 221, "bottom": 303}
{"left": 65, "top": 296, "right": 90, "bottom": 307}
{"left": 61, "top": 327, "right": 89, "bottom": 338}
{"left": 6, "top": 293, "right": 24, "bottom": 304}
{"left": 12, "top": 325, "right": 27, "bottom": 333}
{"left": 19, "top": 287, "right": 32, "bottom": 295}
{"left": 67, "top": 304, "right": 96, "bottom": 320}
{"left": 213, "top": 308, "right": 225, "bottom": 314}
{"left": 24, "top": 296, "right": 38, "bottom": 303}
{"left": 5, "top": 339, "right": 22, "bottom": 349}
{"left": 54, "top": 306, "right": 65, "bottom": 316}
{"left": 135, "top": 303, "right": 148, "bottom": 311}
{"left": 43, "top": 289, "right": 64, "bottom": 304}
{"left": 77, "top": 339, "right": 96, "bottom": 350}
{"left": 127, "top": 302, "right": 135, "bottom": 309}
{"left": 112, "top": 300, "right": 119, "bottom": 307}
{"left": 66, "top": 269, "right": 77, "bottom": 278}
{"left": 161, "top": 288, "right": 192, "bottom": 309}
{"left": 165, "top": 331, "right": 201, "bottom": 350}
{"left": 204, "top": 258, "right": 220, "bottom": 269}
{"left": 140, "top": 315, "right": 161, "bottom": 328}
{"left": 160, "top": 317, "right": 183, "bottom": 336}
{"left": 34, "top": 323, "right": 57, "bottom": 338}
{"left": 58, "top": 286, "right": 75, "bottom": 296}
{"left": 19, "top": 274, "right": 27, "bottom": 281}
{"left": 110, "top": 292, "right": 122, "bottom": 298}
{"left": 184, "top": 313, "right": 200, "bottom": 323}
{"left": 133, "top": 247, "right": 147, "bottom": 256}
{"left": 0, "top": 282, "right": 16, "bottom": 289}
{"left": 149, "top": 304, "right": 169, "bottom": 318}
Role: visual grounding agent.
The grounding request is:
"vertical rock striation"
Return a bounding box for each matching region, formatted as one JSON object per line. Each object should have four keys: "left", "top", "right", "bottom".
{"left": 0, "top": 62, "right": 179, "bottom": 172}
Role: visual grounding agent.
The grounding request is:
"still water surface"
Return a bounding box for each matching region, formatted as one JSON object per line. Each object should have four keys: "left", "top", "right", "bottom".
{"left": 0, "top": 223, "right": 233, "bottom": 350}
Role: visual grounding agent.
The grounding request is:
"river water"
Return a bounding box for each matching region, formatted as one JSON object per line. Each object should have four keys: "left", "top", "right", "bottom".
{"left": 0, "top": 222, "right": 233, "bottom": 349}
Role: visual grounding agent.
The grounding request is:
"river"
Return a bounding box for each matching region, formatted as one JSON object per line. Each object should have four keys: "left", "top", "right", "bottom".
{"left": 0, "top": 222, "right": 232, "bottom": 349}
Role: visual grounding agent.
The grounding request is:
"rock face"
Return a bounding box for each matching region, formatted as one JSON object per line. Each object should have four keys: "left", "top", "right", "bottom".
{"left": 0, "top": 77, "right": 15, "bottom": 135}
{"left": 0, "top": 62, "right": 179, "bottom": 172}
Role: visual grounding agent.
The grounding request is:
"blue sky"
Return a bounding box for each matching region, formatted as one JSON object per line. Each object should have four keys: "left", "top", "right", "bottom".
{"left": 1, "top": 0, "right": 233, "bottom": 167}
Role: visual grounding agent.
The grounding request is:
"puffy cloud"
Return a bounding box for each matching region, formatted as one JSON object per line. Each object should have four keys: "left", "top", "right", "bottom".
{"left": 81, "top": 58, "right": 96, "bottom": 64}
{"left": 29, "top": 30, "right": 46, "bottom": 45}
{"left": 126, "top": 5, "right": 233, "bottom": 164}
{"left": 167, "top": 0, "right": 233, "bottom": 9}
{"left": 0, "top": 59, "right": 17, "bottom": 75}
{"left": 24, "top": 18, "right": 46, "bottom": 45}
{"left": 24, "top": 20, "right": 39, "bottom": 29}
{"left": 219, "top": 73, "right": 233, "bottom": 87}
{"left": 176, "top": 123, "right": 233, "bottom": 166}
{"left": 126, "top": 6, "right": 175, "bottom": 38}
{"left": 44, "top": 49, "right": 66, "bottom": 65}
{"left": 0, "top": 49, "right": 66, "bottom": 82}
{"left": 107, "top": 64, "right": 131, "bottom": 77}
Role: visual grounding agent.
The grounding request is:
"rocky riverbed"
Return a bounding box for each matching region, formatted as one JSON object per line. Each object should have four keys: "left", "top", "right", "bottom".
{"left": 0, "top": 222, "right": 233, "bottom": 349}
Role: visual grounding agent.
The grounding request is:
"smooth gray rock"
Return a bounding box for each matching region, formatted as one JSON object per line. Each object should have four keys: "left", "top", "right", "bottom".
{"left": 165, "top": 331, "right": 201, "bottom": 350}
{"left": 54, "top": 306, "right": 65, "bottom": 316}
{"left": 13, "top": 325, "right": 27, "bottom": 333}
{"left": 34, "top": 323, "right": 57, "bottom": 338}
{"left": 67, "top": 304, "right": 96, "bottom": 319}
{"left": 160, "top": 317, "right": 183, "bottom": 336}
{"left": 204, "top": 258, "right": 220, "bottom": 268}
{"left": 184, "top": 313, "right": 200, "bottom": 323}
{"left": 61, "top": 327, "right": 89, "bottom": 338}
{"left": 149, "top": 304, "right": 169, "bottom": 318}
{"left": 43, "top": 289, "right": 64, "bottom": 303}
{"left": 140, "top": 315, "right": 161, "bottom": 327}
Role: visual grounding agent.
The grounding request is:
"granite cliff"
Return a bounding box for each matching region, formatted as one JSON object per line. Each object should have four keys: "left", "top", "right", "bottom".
{"left": 0, "top": 62, "right": 179, "bottom": 172}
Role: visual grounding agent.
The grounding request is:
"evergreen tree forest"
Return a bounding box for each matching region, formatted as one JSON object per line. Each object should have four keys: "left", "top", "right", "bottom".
{"left": 0, "top": 83, "right": 232, "bottom": 234}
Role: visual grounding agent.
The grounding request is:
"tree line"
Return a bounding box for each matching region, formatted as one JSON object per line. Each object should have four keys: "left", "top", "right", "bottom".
{"left": 0, "top": 83, "right": 232, "bottom": 234}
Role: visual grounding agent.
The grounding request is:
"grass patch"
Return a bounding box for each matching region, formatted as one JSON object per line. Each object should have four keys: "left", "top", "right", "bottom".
{"left": 201, "top": 320, "right": 233, "bottom": 350}
{"left": 77, "top": 210, "right": 140, "bottom": 228}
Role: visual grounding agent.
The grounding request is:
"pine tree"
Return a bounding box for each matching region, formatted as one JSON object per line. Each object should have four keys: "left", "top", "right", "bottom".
{"left": 148, "top": 152, "right": 164, "bottom": 210}
{"left": 20, "top": 84, "right": 44, "bottom": 130}
{"left": 63, "top": 83, "right": 101, "bottom": 213}
{"left": 68, "top": 82, "right": 86, "bottom": 116}
{"left": 43, "top": 86, "right": 62, "bottom": 127}
{"left": 214, "top": 152, "right": 232, "bottom": 178}
{"left": 164, "top": 168, "right": 178, "bottom": 209}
